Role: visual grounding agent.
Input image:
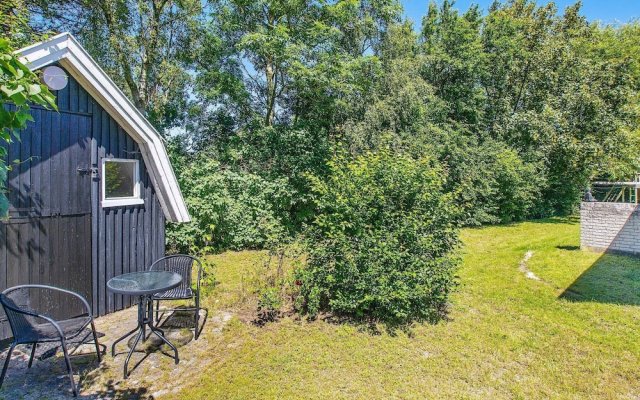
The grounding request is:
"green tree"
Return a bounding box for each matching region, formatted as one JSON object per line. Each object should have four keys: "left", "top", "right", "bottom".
{"left": 203, "top": 0, "right": 400, "bottom": 128}
{"left": 1, "top": 0, "right": 44, "bottom": 47}
{"left": 421, "top": 0, "right": 485, "bottom": 126}
{"left": 419, "top": 0, "right": 640, "bottom": 216}
{"left": 27, "top": 0, "right": 201, "bottom": 129}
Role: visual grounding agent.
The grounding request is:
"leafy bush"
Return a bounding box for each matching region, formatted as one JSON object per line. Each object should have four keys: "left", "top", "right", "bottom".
{"left": 297, "top": 150, "right": 460, "bottom": 325}
{"left": 256, "top": 287, "right": 282, "bottom": 324}
{"left": 429, "top": 130, "right": 500, "bottom": 226}
{"left": 166, "top": 156, "right": 292, "bottom": 253}
{"left": 490, "top": 147, "right": 541, "bottom": 223}
{"left": 430, "top": 133, "right": 542, "bottom": 225}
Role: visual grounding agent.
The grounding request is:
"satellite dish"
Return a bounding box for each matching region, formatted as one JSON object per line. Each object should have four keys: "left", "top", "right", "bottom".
{"left": 42, "top": 66, "right": 68, "bottom": 90}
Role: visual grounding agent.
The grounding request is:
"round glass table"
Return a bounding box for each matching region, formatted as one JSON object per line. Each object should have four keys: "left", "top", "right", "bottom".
{"left": 107, "top": 271, "right": 183, "bottom": 378}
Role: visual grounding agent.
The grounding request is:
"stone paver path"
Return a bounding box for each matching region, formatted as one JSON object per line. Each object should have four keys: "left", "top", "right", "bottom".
{"left": 0, "top": 306, "right": 233, "bottom": 399}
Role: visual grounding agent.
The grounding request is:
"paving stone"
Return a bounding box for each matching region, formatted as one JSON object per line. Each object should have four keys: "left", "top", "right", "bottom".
{"left": 0, "top": 307, "right": 233, "bottom": 399}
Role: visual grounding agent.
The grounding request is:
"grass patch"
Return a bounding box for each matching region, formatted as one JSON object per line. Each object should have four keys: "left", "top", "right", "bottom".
{"left": 168, "top": 219, "right": 640, "bottom": 399}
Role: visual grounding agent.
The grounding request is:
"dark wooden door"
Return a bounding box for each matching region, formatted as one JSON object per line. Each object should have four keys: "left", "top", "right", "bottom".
{"left": 0, "top": 109, "right": 92, "bottom": 339}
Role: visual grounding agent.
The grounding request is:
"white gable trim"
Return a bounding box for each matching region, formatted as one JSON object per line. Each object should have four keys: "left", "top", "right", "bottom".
{"left": 17, "top": 33, "right": 190, "bottom": 223}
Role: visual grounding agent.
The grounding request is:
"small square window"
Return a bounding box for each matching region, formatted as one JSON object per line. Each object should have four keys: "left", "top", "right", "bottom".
{"left": 102, "top": 159, "right": 144, "bottom": 207}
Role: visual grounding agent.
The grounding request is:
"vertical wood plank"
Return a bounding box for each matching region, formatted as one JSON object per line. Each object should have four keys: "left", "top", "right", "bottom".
{"left": 159, "top": 199, "right": 166, "bottom": 258}
{"left": 68, "top": 77, "right": 78, "bottom": 112}
{"left": 69, "top": 113, "right": 79, "bottom": 214}
{"left": 122, "top": 207, "right": 130, "bottom": 308}
{"left": 109, "top": 118, "right": 117, "bottom": 158}
{"left": 91, "top": 100, "right": 99, "bottom": 316}
{"left": 61, "top": 114, "right": 72, "bottom": 215}
{"left": 114, "top": 207, "right": 123, "bottom": 310}
{"left": 50, "top": 112, "right": 61, "bottom": 215}
{"left": 50, "top": 216, "right": 61, "bottom": 317}
{"left": 7, "top": 124, "right": 21, "bottom": 211}
{"left": 39, "top": 217, "right": 51, "bottom": 316}
{"left": 98, "top": 108, "right": 108, "bottom": 316}
{"left": 143, "top": 165, "right": 152, "bottom": 269}
{"left": 29, "top": 216, "right": 42, "bottom": 312}
{"left": 78, "top": 84, "right": 88, "bottom": 114}
{"left": 136, "top": 195, "right": 145, "bottom": 273}
{"left": 19, "top": 223, "right": 29, "bottom": 286}
{"left": 19, "top": 115, "right": 33, "bottom": 213}
{"left": 31, "top": 109, "right": 42, "bottom": 216}
{"left": 85, "top": 214, "right": 93, "bottom": 306}
{"left": 107, "top": 119, "right": 117, "bottom": 313}
{"left": 0, "top": 223, "right": 7, "bottom": 339}
{"left": 124, "top": 133, "right": 134, "bottom": 307}
{"left": 80, "top": 116, "right": 92, "bottom": 213}
{"left": 40, "top": 111, "right": 52, "bottom": 217}
{"left": 6, "top": 224, "right": 20, "bottom": 288}
{"left": 58, "top": 78, "right": 70, "bottom": 111}
{"left": 106, "top": 209, "right": 115, "bottom": 314}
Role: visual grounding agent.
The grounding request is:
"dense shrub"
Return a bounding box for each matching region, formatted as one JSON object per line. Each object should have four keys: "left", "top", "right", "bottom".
{"left": 429, "top": 133, "right": 541, "bottom": 225}
{"left": 229, "top": 124, "right": 332, "bottom": 230}
{"left": 166, "top": 156, "right": 292, "bottom": 253}
{"left": 490, "top": 147, "right": 542, "bottom": 223}
{"left": 297, "top": 150, "right": 460, "bottom": 325}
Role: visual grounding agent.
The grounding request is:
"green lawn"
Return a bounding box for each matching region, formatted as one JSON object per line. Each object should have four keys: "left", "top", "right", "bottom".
{"left": 170, "top": 219, "right": 640, "bottom": 399}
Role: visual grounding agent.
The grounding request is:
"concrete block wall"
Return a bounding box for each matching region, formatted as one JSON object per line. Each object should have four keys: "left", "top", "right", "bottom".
{"left": 581, "top": 202, "right": 640, "bottom": 255}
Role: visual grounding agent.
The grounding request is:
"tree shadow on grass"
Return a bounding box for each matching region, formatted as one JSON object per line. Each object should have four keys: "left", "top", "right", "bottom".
{"left": 86, "top": 379, "right": 153, "bottom": 399}
{"left": 525, "top": 216, "right": 580, "bottom": 225}
{"left": 319, "top": 314, "right": 387, "bottom": 336}
{"left": 560, "top": 252, "right": 640, "bottom": 305}
{"left": 557, "top": 245, "right": 580, "bottom": 251}
{"left": 317, "top": 307, "right": 450, "bottom": 337}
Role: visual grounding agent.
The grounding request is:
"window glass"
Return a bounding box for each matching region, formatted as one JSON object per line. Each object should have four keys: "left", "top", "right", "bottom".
{"left": 104, "top": 161, "right": 137, "bottom": 198}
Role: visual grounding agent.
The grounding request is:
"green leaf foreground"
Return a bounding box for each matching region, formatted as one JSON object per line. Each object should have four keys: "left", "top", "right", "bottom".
{"left": 0, "top": 38, "right": 57, "bottom": 217}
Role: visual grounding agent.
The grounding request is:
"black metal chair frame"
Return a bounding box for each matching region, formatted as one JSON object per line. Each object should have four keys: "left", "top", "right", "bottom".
{"left": 150, "top": 255, "right": 203, "bottom": 340}
{"left": 0, "top": 284, "right": 102, "bottom": 397}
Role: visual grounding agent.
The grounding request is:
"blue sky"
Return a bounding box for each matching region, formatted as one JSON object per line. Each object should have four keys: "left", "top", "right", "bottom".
{"left": 402, "top": 1, "right": 640, "bottom": 27}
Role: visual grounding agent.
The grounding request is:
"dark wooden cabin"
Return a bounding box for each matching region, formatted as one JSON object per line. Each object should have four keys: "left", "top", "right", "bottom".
{"left": 0, "top": 33, "right": 190, "bottom": 340}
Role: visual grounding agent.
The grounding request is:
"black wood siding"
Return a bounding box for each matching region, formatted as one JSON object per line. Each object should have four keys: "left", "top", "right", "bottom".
{"left": 91, "top": 100, "right": 166, "bottom": 316}
{"left": 0, "top": 67, "right": 165, "bottom": 340}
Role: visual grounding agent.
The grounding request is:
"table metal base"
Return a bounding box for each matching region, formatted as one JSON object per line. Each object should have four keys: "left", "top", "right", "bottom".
{"left": 111, "top": 294, "right": 179, "bottom": 378}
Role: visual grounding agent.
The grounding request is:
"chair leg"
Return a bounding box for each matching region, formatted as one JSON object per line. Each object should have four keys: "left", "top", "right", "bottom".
{"left": 91, "top": 321, "right": 102, "bottom": 362}
{"left": 194, "top": 296, "right": 200, "bottom": 340}
{"left": 28, "top": 343, "right": 37, "bottom": 368}
{"left": 0, "top": 342, "right": 16, "bottom": 388}
{"left": 155, "top": 300, "right": 160, "bottom": 323}
{"left": 61, "top": 339, "right": 77, "bottom": 397}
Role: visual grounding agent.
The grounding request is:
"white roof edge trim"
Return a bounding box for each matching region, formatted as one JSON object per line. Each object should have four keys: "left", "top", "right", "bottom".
{"left": 17, "top": 32, "right": 190, "bottom": 223}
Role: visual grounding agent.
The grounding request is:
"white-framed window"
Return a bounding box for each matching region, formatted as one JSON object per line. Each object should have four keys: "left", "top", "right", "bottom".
{"left": 101, "top": 158, "right": 144, "bottom": 207}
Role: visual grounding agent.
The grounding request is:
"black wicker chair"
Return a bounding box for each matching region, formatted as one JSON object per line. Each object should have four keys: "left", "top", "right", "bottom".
{"left": 0, "top": 285, "right": 102, "bottom": 397}
{"left": 149, "top": 255, "right": 203, "bottom": 339}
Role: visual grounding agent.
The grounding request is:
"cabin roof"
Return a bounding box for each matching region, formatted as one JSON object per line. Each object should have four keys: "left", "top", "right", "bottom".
{"left": 16, "top": 32, "right": 190, "bottom": 223}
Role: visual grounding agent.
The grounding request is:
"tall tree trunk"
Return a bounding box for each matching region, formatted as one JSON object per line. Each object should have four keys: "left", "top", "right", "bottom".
{"left": 99, "top": 0, "right": 145, "bottom": 113}
{"left": 265, "top": 58, "right": 277, "bottom": 126}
